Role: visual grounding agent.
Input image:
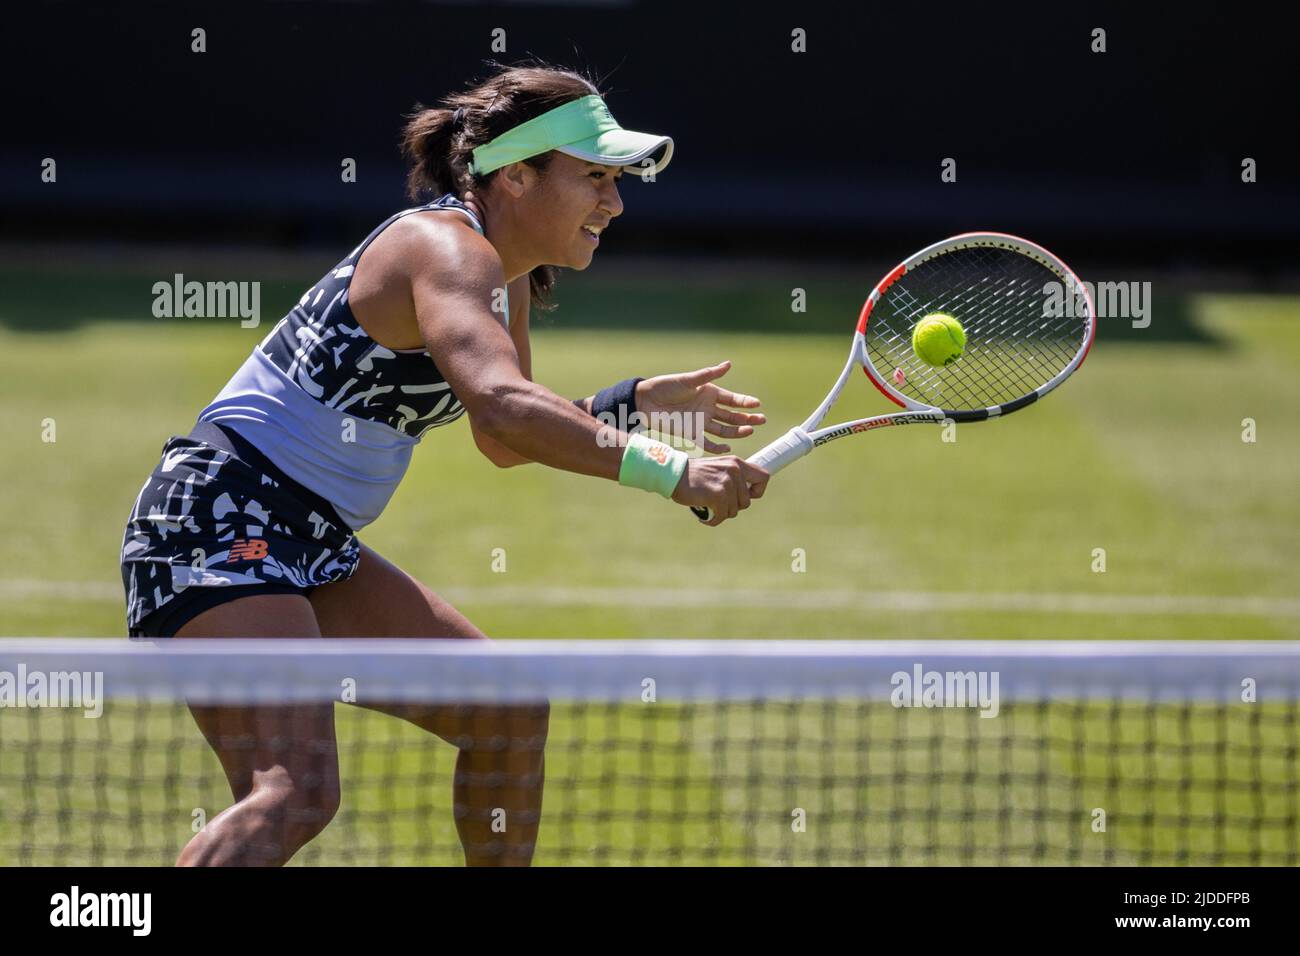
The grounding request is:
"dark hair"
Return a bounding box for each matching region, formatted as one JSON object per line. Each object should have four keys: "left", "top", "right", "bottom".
{"left": 400, "top": 61, "right": 602, "bottom": 309}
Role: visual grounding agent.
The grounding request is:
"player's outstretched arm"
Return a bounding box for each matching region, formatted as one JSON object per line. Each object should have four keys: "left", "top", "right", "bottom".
{"left": 407, "top": 221, "right": 767, "bottom": 524}
{"left": 466, "top": 274, "right": 534, "bottom": 468}
{"left": 410, "top": 223, "right": 620, "bottom": 479}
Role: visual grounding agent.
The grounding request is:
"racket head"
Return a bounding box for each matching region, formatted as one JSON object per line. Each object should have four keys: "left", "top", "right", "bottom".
{"left": 855, "top": 233, "right": 1095, "bottom": 419}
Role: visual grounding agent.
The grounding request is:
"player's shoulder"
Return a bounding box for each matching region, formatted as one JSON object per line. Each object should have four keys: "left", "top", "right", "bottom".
{"left": 385, "top": 205, "right": 499, "bottom": 281}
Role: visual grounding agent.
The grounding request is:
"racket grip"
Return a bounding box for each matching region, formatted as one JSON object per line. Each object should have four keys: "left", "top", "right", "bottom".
{"left": 749, "top": 426, "right": 815, "bottom": 474}
{"left": 691, "top": 427, "right": 815, "bottom": 523}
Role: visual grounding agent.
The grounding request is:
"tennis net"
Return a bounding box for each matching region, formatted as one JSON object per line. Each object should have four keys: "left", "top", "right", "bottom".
{"left": 1, "top": 639, "right": 1296, "bottom": 865}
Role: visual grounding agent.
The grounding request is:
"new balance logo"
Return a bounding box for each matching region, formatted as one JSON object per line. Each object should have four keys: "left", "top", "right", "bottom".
{"left": 227, "top": 538, "right": 269, "bottom": 562}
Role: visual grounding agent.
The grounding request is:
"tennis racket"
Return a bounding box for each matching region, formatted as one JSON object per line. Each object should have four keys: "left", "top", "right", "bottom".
{"left": 692, "top": 232, "right": 1096, "bottom": 522}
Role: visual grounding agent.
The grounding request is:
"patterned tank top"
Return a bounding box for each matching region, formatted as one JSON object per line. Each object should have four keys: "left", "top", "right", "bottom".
{"left": 198, "top": 194, "right": 508, "bottom": 530}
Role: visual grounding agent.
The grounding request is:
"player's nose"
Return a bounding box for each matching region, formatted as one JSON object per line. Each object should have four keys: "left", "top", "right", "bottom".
{"left": 602, "top": 179, "right": 624, "bottom": 219}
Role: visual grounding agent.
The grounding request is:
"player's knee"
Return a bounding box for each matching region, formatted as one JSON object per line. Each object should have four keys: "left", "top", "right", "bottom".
{"left": 449, "top": 701, "right": 549, "bottom": 756}
{"left": 504, "top": 700, "right": 550, "bottom": 752}
{"left": 524, "top": 699, "right": 550, "bottom": 746}
{"left": 501, "top": 700, "right": 550, "bottom": 750}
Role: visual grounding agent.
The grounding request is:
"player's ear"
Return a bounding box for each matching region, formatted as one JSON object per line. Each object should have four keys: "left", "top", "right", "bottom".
{"left": 496, "top": 161, "right": 530, "bottom": 198}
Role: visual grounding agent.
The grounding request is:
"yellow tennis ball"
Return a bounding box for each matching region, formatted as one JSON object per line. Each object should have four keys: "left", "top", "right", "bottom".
{"left": 911, "top": 313, "right": 966, "bottom": 367}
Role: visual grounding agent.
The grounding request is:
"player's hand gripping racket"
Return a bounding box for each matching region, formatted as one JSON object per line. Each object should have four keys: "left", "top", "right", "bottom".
{"left": 691, "top": 232, "right": 1096, "bottom": 522}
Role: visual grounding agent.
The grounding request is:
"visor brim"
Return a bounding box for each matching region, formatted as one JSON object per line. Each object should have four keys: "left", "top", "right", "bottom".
{"left": 555, "top": 130, "right": 674, "bottom": 175}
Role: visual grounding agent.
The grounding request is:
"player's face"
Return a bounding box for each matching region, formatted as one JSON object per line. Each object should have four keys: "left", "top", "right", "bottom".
{"left": 532, "top": 152, "right": 625, "bottom": 270}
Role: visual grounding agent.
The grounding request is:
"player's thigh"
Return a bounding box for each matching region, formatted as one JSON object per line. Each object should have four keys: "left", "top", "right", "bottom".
{"left": 177, "top": 592, "right": 322, "bottom": 639}
{"left": 308, "top": 542, "right": 486, "bottom": 640}
{"left": 309, "top": 544, "right": 528, "bottom": 744}
{"left": 177, "top": 595, "right": 338, "bottom": 803}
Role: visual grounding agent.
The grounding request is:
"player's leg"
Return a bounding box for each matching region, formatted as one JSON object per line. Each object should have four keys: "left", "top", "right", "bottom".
{"left": 173, "top": 594, "right": 341, "bottom": 867}
{"left": 309, "top": 544, "right": 548, "bottom": 866}
{"left": 120, "top": 421, "right": 373, "bottom": 865}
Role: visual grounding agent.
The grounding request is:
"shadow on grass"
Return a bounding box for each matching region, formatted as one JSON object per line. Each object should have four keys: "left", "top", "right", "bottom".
{"left": 1092, "top": 294, "right": 1220, "bottom": 345}
{"left": 0, "top": 267, "right": 1224, "bottom": 346}
{"left": 0, "top": 270, "right": 311, "bottom": 333}
{"left": 547, "top": 275, "right": 1225, "bottom": 346}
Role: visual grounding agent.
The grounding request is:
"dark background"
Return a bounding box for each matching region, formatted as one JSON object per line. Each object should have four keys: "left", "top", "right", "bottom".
{"left": 3, "top": 0, "right": 1297, "bottom": 275}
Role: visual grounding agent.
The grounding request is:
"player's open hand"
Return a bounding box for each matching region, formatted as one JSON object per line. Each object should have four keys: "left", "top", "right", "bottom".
{"left": 635, "top": 361, "right": 766, "bottom": 453}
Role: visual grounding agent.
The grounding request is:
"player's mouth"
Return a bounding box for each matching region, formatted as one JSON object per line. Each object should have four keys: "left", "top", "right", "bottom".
{"left": 580, "top": 223, "right": 605, "bottom": 245}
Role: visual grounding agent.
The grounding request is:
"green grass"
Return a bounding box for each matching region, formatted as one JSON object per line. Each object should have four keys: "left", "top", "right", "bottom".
{"left": 0, "top": 265, "right": 1298, "bottom": 865}
{"left": 0, "top": 271, "right": 1296, "bottom": 639}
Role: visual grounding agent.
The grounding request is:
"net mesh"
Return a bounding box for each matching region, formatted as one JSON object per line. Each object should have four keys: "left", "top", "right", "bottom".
{"left": 864, "top": 243, "right": 1090, "bottom": 411}
{"left": 1, "top": 640, "right": 1296, "bottom": 866}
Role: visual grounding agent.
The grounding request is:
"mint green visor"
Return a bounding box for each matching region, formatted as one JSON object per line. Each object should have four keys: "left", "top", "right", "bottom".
{"left": 468, "top": 95, "right": 674, "bottom": 177}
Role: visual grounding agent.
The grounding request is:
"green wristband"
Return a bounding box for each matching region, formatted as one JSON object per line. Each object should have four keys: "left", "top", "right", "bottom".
{"left": 618, "top": 433, "right": 688, "bottom": 499}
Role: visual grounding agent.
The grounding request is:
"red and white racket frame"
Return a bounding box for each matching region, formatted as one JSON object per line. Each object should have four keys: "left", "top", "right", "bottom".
{"left": 690, "top": 233, "right": 1095, "bottom": 521}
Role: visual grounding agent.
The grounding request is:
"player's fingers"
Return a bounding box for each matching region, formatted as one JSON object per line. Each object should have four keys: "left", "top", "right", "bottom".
{"left": 710, "top": 382, "right": 761, "bottom": 406}
{"left": 710, "top": 407, "right": 766, "bottom": 426}
{"left": 739, "top": 461, "right": 771, "bottom": 484}
{"left": 679, "top": 361, "right": 732, "bottom": 386}
{"left": 701, "top": 437, "right": 731, "bottom": 454}
{"left": 731, "top": 467, "right": 746, "bottom": 515}
{"left": 712, "top": 388, "right": 761, "bottom": 409}
{"left": 710, "top": 498, "right": 736, "bottom": 524}
{"left": 704, "top": 420, "right": 749, "bottom": 439}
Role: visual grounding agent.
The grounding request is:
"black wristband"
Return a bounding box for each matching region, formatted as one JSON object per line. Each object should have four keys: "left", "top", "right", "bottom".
{"left": 588, "top": 377, "right": 645, "bottom": 432}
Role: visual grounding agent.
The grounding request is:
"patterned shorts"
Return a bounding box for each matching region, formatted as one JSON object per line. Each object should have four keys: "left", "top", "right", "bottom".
{"left": 120, "top": 421, "right": 361, "bottom": 637}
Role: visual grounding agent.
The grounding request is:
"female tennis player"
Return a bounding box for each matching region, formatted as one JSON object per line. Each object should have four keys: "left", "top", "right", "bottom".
{"left": 119, "top": 63, "right": 769, "bottom": 866}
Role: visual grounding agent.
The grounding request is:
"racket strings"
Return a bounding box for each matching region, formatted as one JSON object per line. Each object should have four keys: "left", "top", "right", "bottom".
{"left": 886, "top": 284, "right": 1034, "bottom": 403}
{"left": 891, "top": 253, "right": 1078, "bottom": 405}
{"left": 874, "top": 284, "right": 1033, "bottom": 408}
{"left": 892, "top": 255, "right": 1067, "bottom": 403}
{"left": 865, "top": 246, "right": 1088, "bottom": 411}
